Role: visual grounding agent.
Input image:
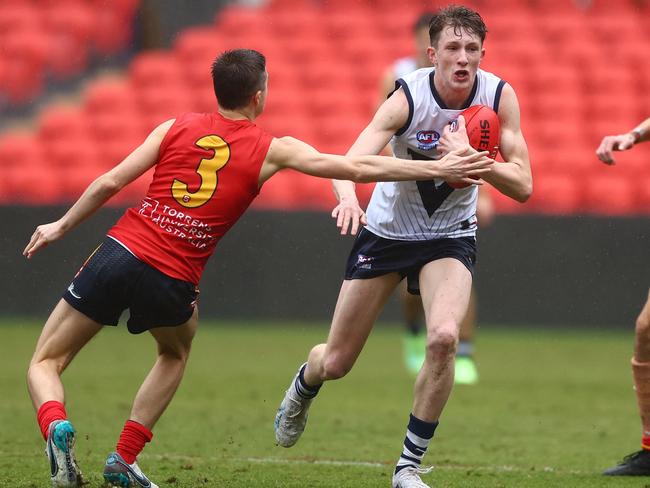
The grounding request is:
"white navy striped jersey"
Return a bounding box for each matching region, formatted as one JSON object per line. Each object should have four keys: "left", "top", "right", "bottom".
{"left": 365, "top": 67, "right": 506, "bottom": 240}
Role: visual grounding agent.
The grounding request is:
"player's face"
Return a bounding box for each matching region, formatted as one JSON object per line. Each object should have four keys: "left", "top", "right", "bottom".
{"left": 429, "top": 26, "right": 484, "bottom": 91}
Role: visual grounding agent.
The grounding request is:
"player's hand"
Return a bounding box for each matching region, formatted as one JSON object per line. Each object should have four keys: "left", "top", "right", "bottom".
{"left": 438, "top": 115, "right": 471, "bottom": 155}
{"left": 23, "top": 221, "right": 65, "bottom": 259}
{"left": 596, "top": 133, "right": 636, "bottom": 165}
{"left": 331, "top": 196, "right": 367, "bottom": 236}
{"left": 440, "top": 149, "right": 494, "bottom": 186}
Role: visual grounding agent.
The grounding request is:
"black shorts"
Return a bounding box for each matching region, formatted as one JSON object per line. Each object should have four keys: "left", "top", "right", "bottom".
{"left": 62, "top": 237, "right": 199, "bottom": 334}
{"left": 344, "top": 228, "right": 476, "bottom": 295}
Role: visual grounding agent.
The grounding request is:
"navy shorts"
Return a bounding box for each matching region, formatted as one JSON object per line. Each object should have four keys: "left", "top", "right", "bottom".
{"left": 344, "top": 228, "right": 477, "bottom": 295}
{"left": 63, "top": 237, "right": 199, "bottom": 334}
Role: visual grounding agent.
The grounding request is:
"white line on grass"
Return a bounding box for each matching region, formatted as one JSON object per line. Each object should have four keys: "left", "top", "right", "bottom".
{"left": 244, "top": 457, "right": 387, "bottom": 468}
{"left": 242, "top": 458, "right": 576, "bottom": 474}
{"left": 143, "top": 453, "right": 582, "bottom": 475}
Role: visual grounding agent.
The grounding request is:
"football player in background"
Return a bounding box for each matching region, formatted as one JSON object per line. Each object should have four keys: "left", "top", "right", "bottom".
{"left": 597, "top": 117, "right": 650, "bottom": 476}
{"left": 275, "top": 6, "right": 531, "bottom": 488}
{"left": 379, "top": 11, "right": 494, "bottom": 382}
{"left": 24, "top": 49, "right": 493, "bottom": 488}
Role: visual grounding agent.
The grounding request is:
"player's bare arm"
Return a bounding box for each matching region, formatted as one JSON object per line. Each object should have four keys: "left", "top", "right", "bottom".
{"left": 483, "top": 84, "right": 532, "bottom": 202}
{"left": 23, "top": 120, "right": 174, "bottom": 259}
{"left": 261, "top": 135, "right": 492, "bottom": 187}
{"left": 596, "top": 117, "right": 650, "bottom": 165}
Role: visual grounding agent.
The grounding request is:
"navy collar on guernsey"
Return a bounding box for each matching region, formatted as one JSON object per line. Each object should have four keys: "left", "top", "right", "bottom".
{"left": 428, "top": 69, "right": 478, "bottom": 110}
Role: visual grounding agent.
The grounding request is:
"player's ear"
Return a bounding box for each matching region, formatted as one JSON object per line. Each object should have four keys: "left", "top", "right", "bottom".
{"left": 427, "top": 46, "right": 437, "bottom": 67}
{"left": 253, "top": 90, "right": 262, "bottom": 106}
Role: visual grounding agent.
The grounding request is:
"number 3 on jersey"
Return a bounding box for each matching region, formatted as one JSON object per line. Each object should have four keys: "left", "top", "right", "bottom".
{"left": 172, "top": 135, "right": 230, "bottom": 208}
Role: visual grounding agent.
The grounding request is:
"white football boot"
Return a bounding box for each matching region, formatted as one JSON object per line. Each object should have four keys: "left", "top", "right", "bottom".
{"left": 274, "top": 363, "right": 313, "bottom": 447}
{"left": 103, "top": 451, "right": 159, "bottom": 488}
{"left": 46, "top": 420, "right": 83, "bottom": 487}
{"left": 392, "top": 466, "right": 434, "bottom": 488}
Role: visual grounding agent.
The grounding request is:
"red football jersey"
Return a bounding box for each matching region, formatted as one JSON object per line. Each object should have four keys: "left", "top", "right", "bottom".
{"left": 108, "top": 112, "right": 273, "bottom": 284}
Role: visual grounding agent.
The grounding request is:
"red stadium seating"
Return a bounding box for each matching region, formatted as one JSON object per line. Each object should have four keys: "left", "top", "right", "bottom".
{"left": 84, "top": 79, "right": 138, "bottom": 117}
{"left": 637, "top": 177, "right": 650, "bottom": 210}
{"left": 0, "top": 134, "right": 35, "bottom": 175}
{"left": 174, "top": 26, "right": 229, "bottom": 65}
{"left": 0, "top": 134, "right": 63, "bottom": 204}
{"left": 527, "top": 174, "right": 583, "bottom": 215}
{"left": 44, "top": 6, "right": 94, "bottom": 79}
{"left": 583, "top": 174, "right": 638, "bottom": 215}
{"left": 88, "top": 0, "right": 139, "bottom": 55}
{"left": 134, "top": 84, "right": 194, "bottom": 128}
{"left": 38, "top": 106, "right": 89, "bottom": 142}
{"left": 130, "top": 52, "right": 186, "bottom": 91}
{"left": 0, "top": 1, "right": 139, "bottom": 107}
{"left": 3, "top": 0, "right": 650, "bottom": 214}
{"left": 214, "top": 6, "right": 269, "bottom": 38}
{"left": 0, "top": 4, "right": 42, "bottom": 42}
{"left": 254, "top": 170, "right": 316, "bottom": 210}
{"left": 265, "top": 8, "right": 320, "bottom": 40}
{"left": 0, "top": 31, "right": 48, "bottom": 104}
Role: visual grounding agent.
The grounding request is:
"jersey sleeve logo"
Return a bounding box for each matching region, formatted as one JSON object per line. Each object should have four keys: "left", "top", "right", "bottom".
{"left": 172, "top": 135, "right": 231, "bottom": 208}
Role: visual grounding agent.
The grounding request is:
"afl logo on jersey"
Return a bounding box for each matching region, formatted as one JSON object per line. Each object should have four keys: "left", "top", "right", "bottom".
{"left": 416, "top": 130, "right": 440, "bottom": 150}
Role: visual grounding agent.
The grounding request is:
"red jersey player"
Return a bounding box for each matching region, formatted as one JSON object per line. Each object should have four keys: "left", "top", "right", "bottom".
{"left": 597, "top": 117, "right": 650, "bottom": 477}
{"left": 23, "top": 49, "right": 493, "bottom": 488}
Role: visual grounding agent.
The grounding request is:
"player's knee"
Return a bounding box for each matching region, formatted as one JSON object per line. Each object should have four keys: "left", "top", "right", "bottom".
{"left": 158, "top": 341, "right": 192, "bottom": 363}
{"left": 425, "top": 328, "right": 458, "bottom": 360}
{"left": 321, "top": 353, "right": 353, "bottom": 380}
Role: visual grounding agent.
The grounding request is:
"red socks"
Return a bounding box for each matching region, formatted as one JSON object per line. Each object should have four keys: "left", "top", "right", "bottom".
{"left": 37, "top": 403, "right": 154, "bottom": 464}
{"left": 643, "top": 434, "right": 650, "bottom": 451}
{"left": 37, "top": 401, "right": 67, "bottom": 441}
{"left": 117, "top": 420, "right": 153, "bottom": 464}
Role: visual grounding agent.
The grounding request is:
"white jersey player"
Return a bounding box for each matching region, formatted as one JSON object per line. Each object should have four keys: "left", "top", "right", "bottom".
{"left": 367, "top": 67, "right": 506, "bottom": 240}
{"left": 379, "top": 12, "right": 495, "bottom": 384}
{"left": 275, "top": 6, "right": 531, "bottom": 488}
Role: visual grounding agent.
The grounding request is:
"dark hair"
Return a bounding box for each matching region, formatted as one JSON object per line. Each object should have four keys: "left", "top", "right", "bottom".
{"left": 413, "top": 12, "right": 435, "bottom": 33}
{"left": 211, "top": 49, "right": 267, "bottom": 110}
{"left": 429, "top": 5, "right": 487, "bottom": 47}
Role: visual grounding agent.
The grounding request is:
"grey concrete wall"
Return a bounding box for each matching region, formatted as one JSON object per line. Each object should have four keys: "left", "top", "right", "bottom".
{"left": 2, "top": 207, "right": 648, "bottom": 327}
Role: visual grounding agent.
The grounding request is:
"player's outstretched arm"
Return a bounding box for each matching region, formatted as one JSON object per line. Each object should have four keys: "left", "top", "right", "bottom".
{"left": 596, "top": 117, "right": 650, "bottom": 165}
{"left": 23, "top": 120, "right": 174, "bottom": 259}
{"left": 261, "top": 136, "right": 493, "bottom": 190}
{"left": 483, "top": 84, "right": 533, "bottom": 203}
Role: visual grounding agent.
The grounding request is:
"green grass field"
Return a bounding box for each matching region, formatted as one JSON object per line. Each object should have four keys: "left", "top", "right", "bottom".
{"left": 2, "top": 319, "right": 649, "bottom": 487}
